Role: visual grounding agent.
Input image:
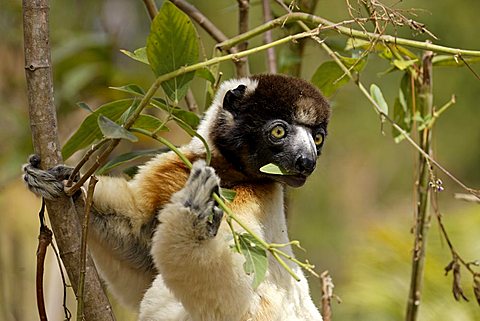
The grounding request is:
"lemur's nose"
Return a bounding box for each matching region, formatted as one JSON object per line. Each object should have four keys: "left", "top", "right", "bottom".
{"left": 294, "top": 155, "right": 316, "bottom": 175}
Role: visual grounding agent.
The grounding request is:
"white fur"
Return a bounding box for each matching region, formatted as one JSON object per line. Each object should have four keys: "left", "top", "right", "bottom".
{"left": 189, "top": 77, "right": 258, "bottom": 155}
{"left": 140, "top": 178, "right": 322, "bottom": 321}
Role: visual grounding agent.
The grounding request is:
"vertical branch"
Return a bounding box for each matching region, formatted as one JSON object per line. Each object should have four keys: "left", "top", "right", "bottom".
{"left": 36, "top": 223, "right": 52, "bottom": 321}
{"left": 320, "top": 271, "right": 335, "bottom": 321}
{"left": 236, "top": 0, "right": 250, "bottom": 76}
{"left": 22, "top": 1, "right": 115, "bottom": 320}
{"left": 142, "top": 0, "right": 158, "bottom": 19}
{"left": 262, "top": 0, "right": 277, "bottom": 73}
{"left": 77, "top": 177, "right": 98, "bottom": 321}
{"left": 405, "top": 51, "right": 434, "bottom": 321}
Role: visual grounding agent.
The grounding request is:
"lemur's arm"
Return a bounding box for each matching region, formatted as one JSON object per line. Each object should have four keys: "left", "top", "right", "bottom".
{"left": 23, "top": 156, "right": 157, "bottom": 307}
{"left": 146, "top": 160, "right": 254, "bottom": 320}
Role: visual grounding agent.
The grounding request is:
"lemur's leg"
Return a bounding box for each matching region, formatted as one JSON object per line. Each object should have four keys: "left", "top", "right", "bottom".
{"left": 23, "top": 155, "right": 156, "bottom": 307}
{"left": 150, "top": 160, "right": 252, "bottom": 321}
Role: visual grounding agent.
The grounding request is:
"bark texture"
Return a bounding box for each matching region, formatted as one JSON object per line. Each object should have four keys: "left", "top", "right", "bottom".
{"left": 22, "top": 1, "right": 115, "bottom": 320}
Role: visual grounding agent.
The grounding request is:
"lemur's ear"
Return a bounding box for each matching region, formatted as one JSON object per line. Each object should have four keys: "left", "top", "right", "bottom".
{"left": 223, "top": 84, "right": 246, "bottom": 116}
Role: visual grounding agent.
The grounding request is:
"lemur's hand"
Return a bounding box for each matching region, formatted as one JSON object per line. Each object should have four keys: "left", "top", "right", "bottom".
{"left": 176, "top": 160, "right": 224, "bottom": 240}
{"left": 22, "top": 154, "right": 78, "bottom": 200}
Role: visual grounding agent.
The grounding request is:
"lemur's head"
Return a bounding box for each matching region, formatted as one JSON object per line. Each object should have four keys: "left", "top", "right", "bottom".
{"left": 197, "top": 74, "right": 331, "bottom": 187}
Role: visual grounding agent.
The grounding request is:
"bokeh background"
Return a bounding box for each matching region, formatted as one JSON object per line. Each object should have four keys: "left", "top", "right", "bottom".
{"left": 1, "top": 0, "right": 479, "bottom": 320}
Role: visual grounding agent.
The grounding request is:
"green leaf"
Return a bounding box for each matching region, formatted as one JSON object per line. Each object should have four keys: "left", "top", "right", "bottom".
{"left": 345, "top": 38, "right": 387, "bottom": 52}
{"left": 172, "top": 109, "right": 200, "bottom": 129}
{"left": 220, "top": 188, "right": 237, "bottom": 203}
{"left": 392, "top": 59, "right": 418, "bottom": 71}
{"left": 146, "top": 1, "right": 199, "bottom": 103}
{"left": 132, "top": 114, "right": 169, "bottom": 132}
{"left": 195, "top": 68, "right": 215, "bottom": 84}
{"left": 259, "top": 163, "right": 293, "bottom": 175}
{"left": 120, "top": 47, "right": 149, "bottom": 65}
{"left": 62, "top": 99, "right": 134, "bottom": 160}
{"left": 97, "top": 149, "right": 161, "bottom": 175}
{"left": 109, "top": 84, "right": 145, "bottom": 96}
{"left": 392, "top": 95, "right": 409, "bottom": 143}
{"left": 76, "top": 102, "right": 93, "bottom": 113}
{"left": 370, "top": 84, "right": 389, "bottom": 115}
{"left": 237, "top": 233, "right": 268, "bottom": 289}
{"left": 311, "top": 61, "right": 350, "bottom": 97}
{"left": 150, "top": 98, "right": 200, "bottom": 129}
{"left": 98, "top": 115, "right": 138, "bottom": 142}
{"left": 311, "top": 56, "right": 366, "bottom": 97}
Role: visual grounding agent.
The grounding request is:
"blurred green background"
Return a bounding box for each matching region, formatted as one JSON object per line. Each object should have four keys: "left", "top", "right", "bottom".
{"left": 1, "top": 0, "right": 479, "bottom": 320}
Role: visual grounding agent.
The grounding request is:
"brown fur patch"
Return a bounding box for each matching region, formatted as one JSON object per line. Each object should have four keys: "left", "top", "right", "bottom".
{"left": 295, "top": 97, "right": 324, "bottom": 125}
{"left": 229, "top": 183, "right": 278, "bottom": 222}
{"left": 135, "top": 152, "right": 199, "bottom": 215}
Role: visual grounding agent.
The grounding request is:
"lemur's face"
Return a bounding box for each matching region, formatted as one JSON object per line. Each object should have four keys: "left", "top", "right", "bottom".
{"left": 213, "top": 74, "right": 331, "bottom": 187}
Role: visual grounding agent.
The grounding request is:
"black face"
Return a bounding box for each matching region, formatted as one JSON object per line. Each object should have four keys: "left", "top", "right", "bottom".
{"left": 212, "top": 75, "right": 330, "bottom": 187}
{"left": 259, "top": 119, "right": 327, "bottom": 187}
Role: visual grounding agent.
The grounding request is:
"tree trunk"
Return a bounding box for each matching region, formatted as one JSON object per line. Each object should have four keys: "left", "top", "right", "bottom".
{"left": 22, "top": 1, "right": 115, "bottom": 320}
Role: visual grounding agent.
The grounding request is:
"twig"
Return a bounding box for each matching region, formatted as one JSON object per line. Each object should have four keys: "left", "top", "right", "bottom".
{"left": 185, "top": 89, "right": 199, "bottom": 113}
{"left": 320, "top": 271, "right": 337, "bottom": 321}
{"left": 262, "top": 0, "right": 277, "bottom": 73}
{"left": 217, "top": 12, "right": 480, "bottom": 57}
{"left": 76, "top": 176, "right": 98, "bottom": 321}
{"left": 67, "top": 138, "right": 108, "bottom": 187}
{"left": 454, "top": 193, "right": 480, "bottom": 203}
{"left": 50, "top": 241, "right": 72, "bottom": 321}
{"left": 236, "top": 0, "right": 251, "bottom": 76}
{"left": 36, "top": 199, "right": 51, "bottom": 321}
{"left": 142, "top": 0, "right": 158, "bottom": 20}
{"left": 457, "top": 55, "right": 480, "bottom": 81}
{"left": 406, "top": 51, "right": 434, "bottom": 321}
{"left": 169, "top": 0, "right": 247, "bottom": 77}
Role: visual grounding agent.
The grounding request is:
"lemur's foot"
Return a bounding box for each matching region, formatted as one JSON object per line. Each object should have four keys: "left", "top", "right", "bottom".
{"left": 22, "top": 154, "right": 78, "bottom": 200}
{"left": 178, "top": 160, "right": 224, "bottom": 240}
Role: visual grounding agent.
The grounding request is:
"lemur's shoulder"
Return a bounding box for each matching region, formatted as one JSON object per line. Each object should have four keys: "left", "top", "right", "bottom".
{"left": 131, "top": 148, "right": 281, "bottom": 220}
{"left": 132, "top": 150, "right": 197, "bottom": 215}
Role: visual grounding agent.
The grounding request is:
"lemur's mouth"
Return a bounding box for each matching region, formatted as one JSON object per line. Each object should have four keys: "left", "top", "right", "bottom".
{"left": 270, "top": 173, "right": 308, "bottom": 188}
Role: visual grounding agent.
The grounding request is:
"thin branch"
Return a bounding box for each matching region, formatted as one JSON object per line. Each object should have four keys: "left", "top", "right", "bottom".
{"left": 50, "top": 241, "right": 72, "bottom": 321}
{"left": 320, "top": 271, "right": 339, "bottom": 321}
{"left": 217, "top": 12, "right": 480, "bottom": 57}
{"left": 236, "top": 0, "right": 250, "bottom": 76}
{"left": 67, "top": 138, "right": 108, "bottom": 187}
{"left": 454, "top": 193, "right": 480, "bottom": 203}
{"left": 262, "top": 0, "right": 277, "bottom": 73}
{"left": 457, "top": 55, "right": 480, "bottom": 81}
{"left": 36, "top": 199, "right": 51, "bottom": 321}
{"left": 406, "top": 51, "right": 434, "bottom": 321}
{"left": 142, "top": 0, "right": 158, "bottom": 20}
{"left": 169, "top": 0, "right": 247, "bottom": 77}
{"left": 185, "top": 89, "right": 199, "bottom": 113}
{"left": 76, "top": 176, "right": 98, "bottom": 321}
{"left": 170, "top": 0, "right": 230, "bottom": 45}
{"left": 237, "top": 0, "right": 250, "bottom": 51}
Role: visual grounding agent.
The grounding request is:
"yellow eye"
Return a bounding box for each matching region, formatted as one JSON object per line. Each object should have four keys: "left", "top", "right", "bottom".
{"left": 270, "top": 125, "right": 286, "bottom": 139}
{"left": 314, "top": 133, "right": 324, "bottom": 145}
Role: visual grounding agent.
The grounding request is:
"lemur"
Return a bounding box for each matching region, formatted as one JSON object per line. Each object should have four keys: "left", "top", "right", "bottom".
{"left": 24, "top": 74, "right": 331, "bottom": 321}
